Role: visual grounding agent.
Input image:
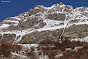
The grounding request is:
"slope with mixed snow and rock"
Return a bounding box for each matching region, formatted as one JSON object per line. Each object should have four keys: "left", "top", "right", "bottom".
{"left": 0, "top": 3, "right": 88, "bottom": 43}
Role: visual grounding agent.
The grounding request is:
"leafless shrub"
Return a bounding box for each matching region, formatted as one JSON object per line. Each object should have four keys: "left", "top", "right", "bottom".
{"left": 38, "top": 39, "right": 88, "bottom": 59}
{"left": 0, "top": 43, "right": 22, "bottom": 57}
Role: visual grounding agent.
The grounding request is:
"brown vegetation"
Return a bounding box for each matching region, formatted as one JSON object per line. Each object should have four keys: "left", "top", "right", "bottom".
{"left": 0, "top": 43, "right": 22, "bottom": 57}
{"left": 38, "top": 39, "right": 88, "bottom": 59}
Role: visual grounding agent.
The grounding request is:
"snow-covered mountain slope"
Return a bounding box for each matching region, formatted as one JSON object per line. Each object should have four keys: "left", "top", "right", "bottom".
{"left": 0, "top": 3, "right": 88, "bottom": 43}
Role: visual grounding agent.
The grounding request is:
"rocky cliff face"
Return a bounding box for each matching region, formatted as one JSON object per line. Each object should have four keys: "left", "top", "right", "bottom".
{"left": 0, "top": 3, "right": 88, "bottom": 43}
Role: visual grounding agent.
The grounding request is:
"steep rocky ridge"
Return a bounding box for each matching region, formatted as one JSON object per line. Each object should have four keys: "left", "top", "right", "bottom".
{"left": 0, "top": 3, "right": 88, "bottom": 43}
